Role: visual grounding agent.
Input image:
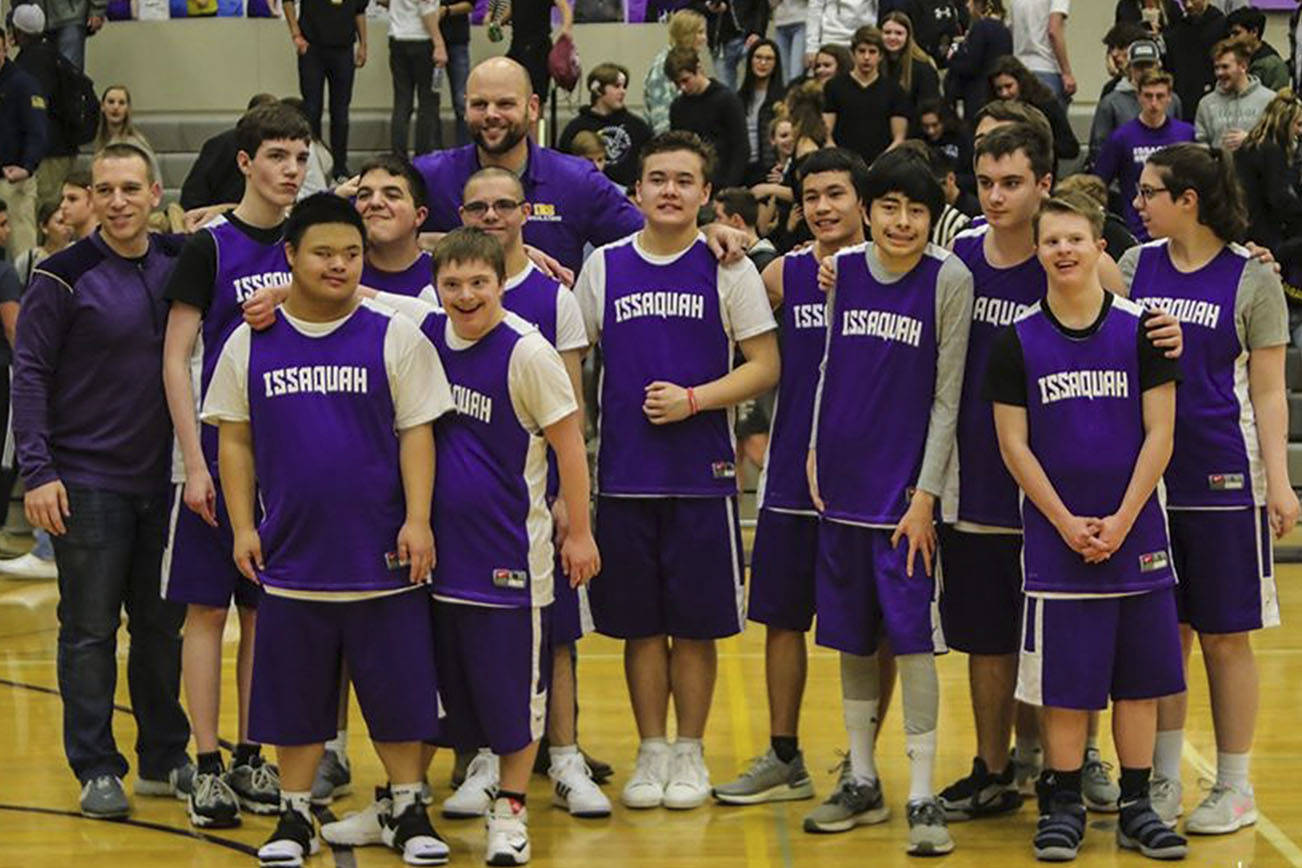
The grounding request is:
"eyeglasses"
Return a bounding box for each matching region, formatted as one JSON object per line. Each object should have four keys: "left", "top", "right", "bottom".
{"left": 461, "top": 198, "right": 523, "bottom": 216}
{"left": 1137, "top": 185, "right": 1170, "bottom": 201}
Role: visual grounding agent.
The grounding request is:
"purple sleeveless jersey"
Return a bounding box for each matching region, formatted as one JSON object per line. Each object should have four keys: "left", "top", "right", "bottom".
{"left": 202, "top": 217, "right": 290, "bottom": 460}
{"left": 1016, "top": 296, "right": 1175, "bottom": 595}
{"left": 1128, "top": 241, "right": 1260, "bottom": 508}
{"left": 503, "top": 266, "right": 562, "bottom": 346}
{"left": 948, "top": 226, "right": 1047, "bottom": 527}
{"left": 247, "top": 305, "right": 409, "bottom": 593}
{"left": 362, "top": 253, "right": 433, "bottom": 297}
{"left": 757, "top": 249, "right": 827, "bottom": 513}
{"left": 597, "top": 238, "right": 735, "bottom": 496}
{"left": 813, "top": 244, "right": 942, "bottom": 526}
{"left": 424, "top": 312, "right": 549, "bottom": 607}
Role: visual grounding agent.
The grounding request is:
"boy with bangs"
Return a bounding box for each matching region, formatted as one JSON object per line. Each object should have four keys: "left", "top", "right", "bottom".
{"left": 984, "top": 192, "right": 1188, "bottom": 862}
{"left": 807, "top": 146, "right": 972, "bottom": 855}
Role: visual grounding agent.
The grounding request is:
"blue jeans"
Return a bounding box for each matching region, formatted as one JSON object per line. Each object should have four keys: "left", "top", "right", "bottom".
{"left": 714, "top": 36, "right": 747, "bottom": 91}
{"left": 1034, "top": 71, "right": 1069, "bottom": 106}
{"left": 298, "top": 43, "right": 357, "bottom": 177}
{"left": 50, "top": 23, "right": 86, "bottom": 70}
{"left": 54, "top": 484, "right": 188, "bottom": 783}
{"left": 775, "top": 22, "right": 806, "bottom": 84}
{"left": 444, "top": 42, "right": 470, "bottom": 147}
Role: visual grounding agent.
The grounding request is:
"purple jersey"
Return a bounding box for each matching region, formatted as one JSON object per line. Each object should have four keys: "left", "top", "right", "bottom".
{"left": 946, "top": 226, "right": 1046, "bottom": 528}
{"left": 757, "top": 249, "right": 827, "bottom": 513}
{"left": 813, "top": 244, "right": 943, "bottom": 526}
{"left": 1015, "top": 296, "right": 1175, "bottom": 595}
{"left": 247, "top": 305, "right": 408, "bottom": 594}
{"left": 1127, "top": 241, "right": 1263, "bottom": 508}
{"left": 596, "top": 238, "right": 736, "bottom": 496}
{"left": 502, "top": 264, "right": 562, "bottom": 346}
{"left": 201, "top": 217, "right": 290, "bottom": 458}
{"left": 424, "top": 311, "right": 554, "bottom": 607}
{"left": 1093, "top": 117, "right": 1196, "bottom": 241}
{"left": 361, "top": 253, "right": 433, "bottom": 297}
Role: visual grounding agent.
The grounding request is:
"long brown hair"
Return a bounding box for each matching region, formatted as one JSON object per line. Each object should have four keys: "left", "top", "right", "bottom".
{"left": 1244, "top": 88, "right": 1302, "bottom": 161}
{"left": 881, "top": 11, "right": 935, "bottom": 95}
{"left": 94, "top": 85, "right": 149, "bottom": 152}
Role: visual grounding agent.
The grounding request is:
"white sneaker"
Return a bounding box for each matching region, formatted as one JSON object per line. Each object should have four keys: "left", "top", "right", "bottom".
{"left": 484, "top": 796, "right": 530, "bottom": 865}
{"left": 1186, "top": 782, "right": 1257, "bottom": 835}
{"left": 442, "top": 750, "right": 499, "bottom": 818}
{"left": 322, "top": 786, "right": 390, "bottom": 846}
{"left": 663, "top": 745, "right": 710, "bottom": 810}
{"left": 549, "top": 751, "right": 612, "bottom": 818}
{"left": 621, "top": 744, "right": 670, "bottom": 809}
{"left": 1150, "top": 773, "right": 1183, "bottom": 827}
{"left": 0, "top": 552, "right": 57, "bottom": 580}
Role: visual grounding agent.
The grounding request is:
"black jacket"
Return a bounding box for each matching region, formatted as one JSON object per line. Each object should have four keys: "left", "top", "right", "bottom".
{"left": 692, "top": 0, "right": 768, "bottom": 49}
{"left": 557, "top": 106, "right": 654, "bottom": 188}
{"left": 180, "top": 128, "right": 245, "bottom": 211}
{"left": 14, "top": 39, "right": 76, "bottom": 157}
{"left": 945, "top": 16, "right": 1011, "bottom": 118}
{"left": 1163, "top": 5, "right": 1227, "bottom": 124}
{"left": 1236, "top": 141, "right": 1302, "bottom": 255}
{"left": 739, "top": 78, "right": 786, "bottom": 175}
{"left": 669, "top": 80, "right": 750, "bottom": 188}
{"left": 0, "top": 60, "right": 48, "bottom": 173}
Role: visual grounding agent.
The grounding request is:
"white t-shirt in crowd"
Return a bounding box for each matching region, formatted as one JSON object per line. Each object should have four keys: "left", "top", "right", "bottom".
{"left": 1011, "top": 0, "right": 1070, "bottom": 75}
{"left": 388, "top": 0, "right": 441, "bottom": 41}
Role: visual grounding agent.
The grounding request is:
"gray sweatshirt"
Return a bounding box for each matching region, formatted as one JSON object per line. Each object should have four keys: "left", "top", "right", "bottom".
{"left": 1194, "top": 76, "right": 1276, "bottom": 149}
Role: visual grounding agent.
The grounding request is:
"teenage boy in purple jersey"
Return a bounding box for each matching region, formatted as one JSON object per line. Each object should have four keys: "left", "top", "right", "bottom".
{"left": 576, "top": 131, "right": 779, "bottom": 812}
{"left": 357, "top": 155, "right": 436, "bottom": 297}
{"left": 162, "top": 102, "right": 311, "bottom": 828}
{"left": 806, "top": 147, "right": 971, "bottom": 855}
{"left": 985, "top": 193, "right": 1188, "bottom": 863}
{"left": 423, "top": 227, "right": 599, "bottom": 865}
{"left": 204, "top": 194, "right": 454, "bottom": 868}
{"left": 1125, "top": 143, "right": 1297, "bottom": 832}
{"left": 713, "top": 148, "right": 871, "bottom": 808}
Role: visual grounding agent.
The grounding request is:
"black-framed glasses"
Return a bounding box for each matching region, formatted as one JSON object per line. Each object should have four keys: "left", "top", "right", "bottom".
{"left": 1137, "top": 185, "right": 1170, "bottom": 201}
{"left": 461, "top": 198, "right": 523, "bottom": 216}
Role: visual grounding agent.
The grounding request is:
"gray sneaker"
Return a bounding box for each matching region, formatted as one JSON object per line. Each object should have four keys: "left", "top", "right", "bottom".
{"left": 187, "top": 770, "right": 241, "bottom": 829}
{"left": 310, "top": 749, "right": 352, "bottom": 805}
{"left": 135, "top": 761, "right": 196, "bottom": 800}
{"left": 1082, "top": 748, "right": 1119, "bottom": 813}
{"left": 80, "top": 774, "right": 129, "bottom": 820}
{"left": 907, "top": 797, "right": 955, "bottom": 856}
{"left": 714, "top": 749, "right": 815, "bottom": 805}
{"left": 1012, "top": 746, "right": 1043, "bottom": 797}
{"left": 229, "top": 755, "right": 281, "bottom": 815}
{"left": 1150, "top": 773, "right": 1183, "bottom": 827}
{"left": 802, "top": 762, "right": 889, "bottom": 834}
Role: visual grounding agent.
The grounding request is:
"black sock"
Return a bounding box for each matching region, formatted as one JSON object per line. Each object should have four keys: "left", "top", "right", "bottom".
{"left": 197, "top": 751, "right": 223, "bottom": 776}
{"left": 1041, "top": 768, "right": 1083, "bottom": 797}
{"left": 771, "top": 736, "right": 799, "bottom": 764}
{"left": 233, "top": 742, "right": 261, "bottom": 767}
{"left": 498, "top": 790, "right": 527, "bottom": 807}
{"left": 1118, "top": 766, "right": 1151, "bottom": 805}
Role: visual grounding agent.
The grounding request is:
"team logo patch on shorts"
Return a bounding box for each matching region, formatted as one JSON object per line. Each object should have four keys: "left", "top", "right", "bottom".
{"left": 711, "top": 461, "right": 737, "bottom": 479}
{"left": 492, "top": 569, "right": 528, "bottom": 589}
{"left": 1208, "top": 473, "right": 1245, "bottom": 491}
{"left": 1139, "top": 550, "right": 1170, "bottom": 573}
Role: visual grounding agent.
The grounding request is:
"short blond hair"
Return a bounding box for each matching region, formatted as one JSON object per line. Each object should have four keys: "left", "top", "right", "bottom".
{"left": 668, "top": 9, "right": 706, "bottom": 50}
{"left": 1054, "top": 174, "right": 1108, "bottom": 210}
{"left": 1033, "top": 192, "right": 1105, "bottom": 242}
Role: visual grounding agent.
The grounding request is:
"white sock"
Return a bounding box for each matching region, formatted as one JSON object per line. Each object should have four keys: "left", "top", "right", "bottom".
{"left": 391, "top": 781, "right": 422, "bottom": 815}
{"left": 549, "top": 743, "right": 579, "bottom": 769}
{"left": 325, "top": 730, "right": 348, "bottom": 757}
{"left": 1216, "top": 751, "right": 1252, "bottom": 793}
{"left": 281, "top": 790, "right": 312, "bottom": 822}
{"left": 1153, "top": 729, "right": 1183, "bottom": 782}
{"left": 674, "top": 736, "right": 703, "bottom": 756}
{"left": 640, "top": 737, "right": 669, "bottom": 753}
{"left": 844, "top": 699, "right": 879, "bottom": 784}
{"left": 907, "top": 730, "right": 938, "bottom": 802}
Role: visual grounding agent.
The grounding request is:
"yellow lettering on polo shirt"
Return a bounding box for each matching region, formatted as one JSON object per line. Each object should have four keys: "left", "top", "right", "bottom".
{"left": 31, "top": 95, "right": 46, "bottom": 111}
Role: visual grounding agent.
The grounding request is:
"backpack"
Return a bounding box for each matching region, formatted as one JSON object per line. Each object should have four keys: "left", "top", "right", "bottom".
{"left": 49, "top": 52, "right": 99, "bottom": 147}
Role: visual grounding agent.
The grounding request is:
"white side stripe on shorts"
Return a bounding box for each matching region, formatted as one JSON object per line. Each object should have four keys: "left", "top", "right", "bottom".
{"left": 1015, "top": 596, "right": 1044, "bottom": 707}
{"left": 159, "top": 483, "right": 185, "bottom": 600}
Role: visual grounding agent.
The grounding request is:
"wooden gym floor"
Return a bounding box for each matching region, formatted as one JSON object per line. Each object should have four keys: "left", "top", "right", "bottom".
{"left": 1, "top": 556, "right": 1300, "bottom": 866}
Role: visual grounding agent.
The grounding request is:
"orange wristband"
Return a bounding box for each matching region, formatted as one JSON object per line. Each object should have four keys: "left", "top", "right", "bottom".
{"left": 687, "top": 387, "right": 699, "bottom": 416}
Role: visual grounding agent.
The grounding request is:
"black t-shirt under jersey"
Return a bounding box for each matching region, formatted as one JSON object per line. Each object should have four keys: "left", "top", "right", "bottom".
{"left": 163, "top": 215, "right": 285, "bottom": 314}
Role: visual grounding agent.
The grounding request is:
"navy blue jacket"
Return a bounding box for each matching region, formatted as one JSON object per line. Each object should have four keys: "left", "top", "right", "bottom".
{"left": 0, "top": 59, "right": 49, "bottom": 172}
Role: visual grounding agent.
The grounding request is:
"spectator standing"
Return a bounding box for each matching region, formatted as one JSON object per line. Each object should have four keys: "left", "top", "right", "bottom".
{"left": 915, "top": 0, "right": 969, "bottom": 67}
{"left": 810, "top": 43, "right": 852, "bottom": 85}
{"left": 498, "top": 0, "right": 573, "bottom": 106}
{"left": 39, "top": 0, "right": 104, "bottom": 71}
{"left": 13, "top": 201, "right": 70, "bottom": 287}
{"left": 822, "top": 26, "right": 911, "bottom": 165}
{"left": 1195, "top": 37, "right": 1274, "bottom": 151}
{"left": 283, "top": 0, "right": 368, "bottom": 179}
{"left": 1235, "top": 90, "right": 1302, "bottom": 262}
{"left": 1054, "top": 172, "right": 1137, "bottom": 258}
{"left": 1094, "top": 70, "right": 1194, "bottom": 241}
{"left": 93, "top": 85, "right": 161, "bottom": 182}
{"left": 178, "top": 94, "right": 279, "bottom": 214}
{"left": 988, "top": 55, "right": 1078, "bottom": 167}
{"left": 917, "top": 99, "right": 973, "bottom": 191}
{"left": 881, "top": 10, "right": 940, "bottom": 110}
{"left": 644, "top": 9, "right": 708, "bottom": 134}
{"left": 1097, "top": 21, "right": 1148, "bottom": 102}
{"left": 695, "top": 0, "right": 769, "bottom": 93}
{"left": 9, "top": 6, "right": 79, "bottom": 214}
{"left": 384, "top": 0, "right": 448, "bottom": 157}
{"left": 773, "top": 0, "right": 808, "bottom": 84}
{"left": 57, "top": 168, "right": 94, "bottom": 240}
{"left": 667, "top": 48, "right": 750, "bottom": 187}
{"left": 440, "top": 1, "right": 473, "bottom": 145}
{"left": 1226, "top": 7, "right": 1290, "bottom": 93}
{"left": 558, "top": 62, "right": 654, "bottom": 189}
{"left": 945, "top": 0, "right": 1011, "bottom": 119}
{"left": 0, "top": 25, "right": 48, "bottom": 262}
{"left": 805, "top": 0, "right": 878, "bottom": 64}
{"left": 738, "top": 40, "right": 786, "bottom": 184}
{"left": 1114, "top": 0, "right": 1179, "bottom": 31}
{"left": 1009, "top": 0, "right": 1074, "bottom": 103}
{"left": 1087, "top": 40, "right": 1184, "bottom": 166}
{"left": 1163, "top": 0, "right": 1226, "bottom": 123}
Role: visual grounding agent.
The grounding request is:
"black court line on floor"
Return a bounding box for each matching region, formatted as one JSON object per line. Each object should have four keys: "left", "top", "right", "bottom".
{"left": 0, "top": 803, "right": 259, "bottom": 855}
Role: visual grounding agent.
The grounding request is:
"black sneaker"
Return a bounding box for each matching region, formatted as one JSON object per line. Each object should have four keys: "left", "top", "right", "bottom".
{"left": 230, "top": 753, "right": 281, "bottom": 816}
{"left": 1033, "top": 788, "right": 1086, "bottom": 862}
{"left": 939, "top": 757, "right": 1023, "bottom": 820}
{"left": 1117, "top": 798, "right": 1188, "bottom": 860}
{"left": 257, "top": 809, "right": 319, "bottom": 867}
{"left": 381, "top": 801, "right": 450, "bottom": 865}
{"left": 187, "top": 770, "right": 241, "bottom": 829}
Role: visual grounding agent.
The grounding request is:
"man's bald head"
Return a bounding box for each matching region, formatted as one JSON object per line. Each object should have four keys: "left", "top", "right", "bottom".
{"left": 468, "top": 57, "right": 534, "bottom": 99}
